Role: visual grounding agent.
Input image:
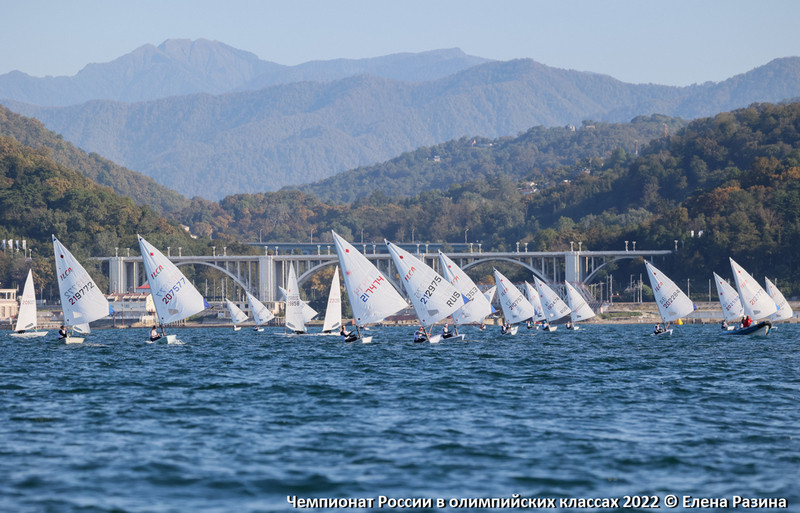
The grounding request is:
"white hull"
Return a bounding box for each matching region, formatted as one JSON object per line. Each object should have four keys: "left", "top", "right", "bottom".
{"left": 233, "top": 326, "right": 241, "bottom": 331}
{"left": 253, "top": 327, "right": 264, "bottom": 332}
{"left": 439, "top": 333, "right": 466, "bottom": 342}
{"left": 8, "top": 331, "right": 49, "bottom": 339}
{"left": 65, "top": 336, "right": 84, "bottom": 344}
{"left": 360, "top": 336, "right": 373, "bottom": 344}
{"left": 651, "top": 329, "right": 673, "bottom": 336}
{"left": 501, "top": 325, "right": 519, "bottom": 336}
{"left": 166, "top": 334, "right": 182, "bottom": 345}
{"left": 543, "top": 326, "right": 558, "bottom": 332}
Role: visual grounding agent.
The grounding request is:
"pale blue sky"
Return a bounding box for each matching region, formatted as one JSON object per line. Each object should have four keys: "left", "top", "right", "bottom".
{"left": 2, "top": 0, "right": 798, "bottom": 86}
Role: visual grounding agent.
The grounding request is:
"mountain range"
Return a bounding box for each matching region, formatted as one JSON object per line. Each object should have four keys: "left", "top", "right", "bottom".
{"left": 2, "top": 40, "right": 799, "bottom": 201}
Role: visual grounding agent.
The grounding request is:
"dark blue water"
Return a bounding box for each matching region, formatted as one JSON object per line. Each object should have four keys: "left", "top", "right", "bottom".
{"left": 1, "top": 324, "right": 798, "bottom": 512}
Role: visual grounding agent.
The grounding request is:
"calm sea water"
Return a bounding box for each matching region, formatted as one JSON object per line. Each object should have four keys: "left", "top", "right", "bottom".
{"left": 1, "top": 324, "right": 798, "bottom": 512}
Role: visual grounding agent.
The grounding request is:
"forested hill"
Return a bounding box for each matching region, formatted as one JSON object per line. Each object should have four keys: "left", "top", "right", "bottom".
{"left": 293, "top": 115, "right": 688, "bottom": 203}
{"left": 176, "top": 102, "right": 800, "bottom": 295}
{"left": 0, "top": 105, "right": 188, "bottom": 213}
{"left": 0, "top": 135, "right": 203, "bottom": 291}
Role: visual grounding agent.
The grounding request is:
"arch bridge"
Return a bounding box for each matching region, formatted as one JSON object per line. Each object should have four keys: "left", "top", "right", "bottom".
{"left": 99, "top": 245, "right": 671, "bottom": 307}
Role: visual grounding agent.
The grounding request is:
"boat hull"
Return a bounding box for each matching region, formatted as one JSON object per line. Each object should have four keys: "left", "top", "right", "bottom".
{"left": 8, "top": 331, "right": 49, "bottom": 339}
{"left": 65, "top": 336, "right": 84, "bottom": 344}
{"left": 651, "top": 329, "right": 673, "bottom": 336}
{"left": 726, "top": 320, "right": 771, "bottom": 336}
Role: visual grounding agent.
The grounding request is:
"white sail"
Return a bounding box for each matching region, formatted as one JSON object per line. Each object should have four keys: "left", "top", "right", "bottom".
{"left": 483, "top": 285, "right": 497, "bottom": 304}
{"left": 53, "top": 235, "right": 111, "bottom": 327}
{"left": 285, "top": 263, "right": 311, "bottom": 333}
{"left": 522, "top": 282, "right": 546, "bottom": 322}
{"left": 765, "top": 277, "right": 793, "bottom": 322}
{"left": 493, "top": 269, "right": 537, "bottom": 324}
{"left": 278, "top": 286, "right": 317, "bottom": 323}
{"left": 713, "top": 272, "right": 744, "bottom": 321}
{"left": 225, "top": 299, "right": 249, "bottom": 326}
{"left": 438, "top": 251, "right": 492, "bottom": 324}
{"left": 13, "top": 270, "right": 38, "bottom": 332}
{"left": 322, "top": 266, "right": 342, "bottom": 332}
{"left": 246, "top": 291, "right": 274, "bottom": 326}
{"left": 386, "top": 241, "right": 464, "bottom": 327}
{"left": 332, "top": 231, "right": 407, "bottom": 326}
{"left": 138, "top": 235, "right": 208, "bottom": 325}
{"left": 533, "top": 278, "right": 571, "bottom": 322}
{"left": 564, "top": 281, "right": 595, "bottom": 323}
{"left": 729, "top": 258, "right": 777, "bottom": 320}
{"left": 644, "top": 261, "right": 695, "bottom": 323}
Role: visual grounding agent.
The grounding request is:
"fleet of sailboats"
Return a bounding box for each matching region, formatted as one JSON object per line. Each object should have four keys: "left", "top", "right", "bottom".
{"left": 7, "top": 234, "right": 795, "bottom": 343}
{"left": 386, "top": 240, "right": 465, "bottom": 342}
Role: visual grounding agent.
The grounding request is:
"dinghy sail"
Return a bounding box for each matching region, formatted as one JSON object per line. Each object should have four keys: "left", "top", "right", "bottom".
{"left": 9, "top": 269, "right": 48, "bottom": 339}
{"left": 246, "top": 291, "right": 274, "bottom": 331}
{"left": 713, "top": 272, "right": 743, "bottom": 330}
{"left": 53, "top": 235, "right": 112, "bottom": 344}
{"left": 386, "top": 241, "right": 465, "bottom": 343}
{"left": 522, "top": 282, "right": 546, "bottom": 327}
{"left": 765, "top": 277, "right": 793, "bottom": 322}
{"left": 644, "top": 260, "right": 694, "bottom": 336}
{"left": 493, "top": 269, "right": 536, "bottom": 334}
{"left": 438, "top": 251, "right": 493, "bottom": 326}
{"left": 285, "top": 263, "right": 313, "bottom": 334}
{"left": 332, "top": 231, "right": 407, "bottom": 343}
{"left": 225, "top": 299, "right": 249, "bottom": 331}
{"left": 138, "top": 235, "right": 209, "bottom": 343}
{"left": 533, "top": 277, "right": 571, "bottom": 329}
{"left": 321, "top": 266, "right": 342, "bottom": 333}
{"left": 564, "top": 281, "right": 596, "bottom": 328}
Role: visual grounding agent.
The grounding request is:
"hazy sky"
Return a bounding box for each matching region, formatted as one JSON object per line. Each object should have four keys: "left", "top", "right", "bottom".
{"left": 2, "top": 0, "right": 798, "bottom": 86}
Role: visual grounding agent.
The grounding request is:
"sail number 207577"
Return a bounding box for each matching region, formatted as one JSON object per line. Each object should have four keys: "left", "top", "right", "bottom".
{"left": 162, "top": 277, "right": 186, "bottom": 305}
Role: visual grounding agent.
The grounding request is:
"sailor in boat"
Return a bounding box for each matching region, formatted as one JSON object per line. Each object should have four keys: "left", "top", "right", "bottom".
{"left": 653, "top": 323, "right": 662, "bottom": 334}
{"left": 543, "top": 322, "right": 553, "bottom": 331}
{"left": 500, "top": 322, "right": 509, "bottom": 335}
{"left": 479, "top": 323, "right": 486, "bottom": 331}
{"left": 339, "top": 325, "right": 359, "bottom": 343}
{"left": 741, "top": 315, "right": 752, "bottom": 328}
{"left": 149, "top": 326, "right": 162, "bottom": 342}
{"left": 526, "top": 320, "right": 533, "bottom": 329}
{"left": 58, "top": 325, "right": 67, "bottom": 340}
{"left": 721, "top": 319, "right": 729, "bottom": 330}
{"left": 414, "top": 326, "right": 428, "bottom": 343}
{"left": 441, "top": 323, "right": 455, "bottom": 339}
{"left": 565, "top": 321, "right": 573, "bottom": 330}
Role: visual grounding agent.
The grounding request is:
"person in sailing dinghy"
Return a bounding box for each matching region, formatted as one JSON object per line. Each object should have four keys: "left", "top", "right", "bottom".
{"left": 149, "top": 326, "right": 162, "bottom": 342}
{"left": 741, "top": 315, "right": 752, "bottom": 328}
{"left": 339, "top": 325, "right": 358, "bottom": 343}
{"left": 414, "top": 326, "right": 428, "bottom": 343}
{"left": 58, "top": 325, "right": 67, "bottom": 340}
{"left": 441, "top": 323, "right": 455, "bottom": 339}
{"left": 721, "top": 319, "right": 728, "bottom": 330}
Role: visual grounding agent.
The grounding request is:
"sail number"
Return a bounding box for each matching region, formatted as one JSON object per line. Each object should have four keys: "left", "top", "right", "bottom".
{"left": 162, "top": 277, "right": 186, "bottom": 305}
{"left": 66, "top": 281, "right": 94, "bottom": 305}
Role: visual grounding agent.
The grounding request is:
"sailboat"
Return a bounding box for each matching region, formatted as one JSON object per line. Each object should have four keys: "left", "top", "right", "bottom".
{"left": 285, "top": 263, "right": 315, "bottom": 334}
{"left": 643, "top": 260, "right": 695, "bottom": 336}
{"left": 713, "top": 272, "right": 743, "bottom": 331}
{"left": 493, "top": 269, "right": 537, "bottom": 335}
{"left": 385, "top": 241, "right": 465, "bottom": 343}
{"left": 765, "top": 277, "right": 793, "bottom": 324}
{"left": 728, "top": 258, "right": 775, "bottom": 336}
{"left": 522, "top": 282, "right": 546, "bottom": 329}
{"left": 533, "top": 277, "right": 571, "bottom": 331}
{"left": 246, "top": 291, "right": 274, "bottom": 331}
{"left": 279, "top": 285, "right": 317, "bottom": 326}
{"left": 563, "top": 281, "right": 596, "bottom": 330}
{"left": 332, "top": 231, "right": 408, "bottom": 343}
{"left": 8, "top": 269, "right": 48, "bottom": 339}
{"left": 321, "top": 266, "right": 342, "bottom": 334}
{"left": 52, "top": 235, "right": 112, "bottom": 344}
{"left": 138, "top": 235, "right": 209, "bottom": 344}
{"left": 225, "top": 299, "right": 249, "bottom": 331}
{"left": 438, "top": 251, "right": 493, "bottom": 331}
